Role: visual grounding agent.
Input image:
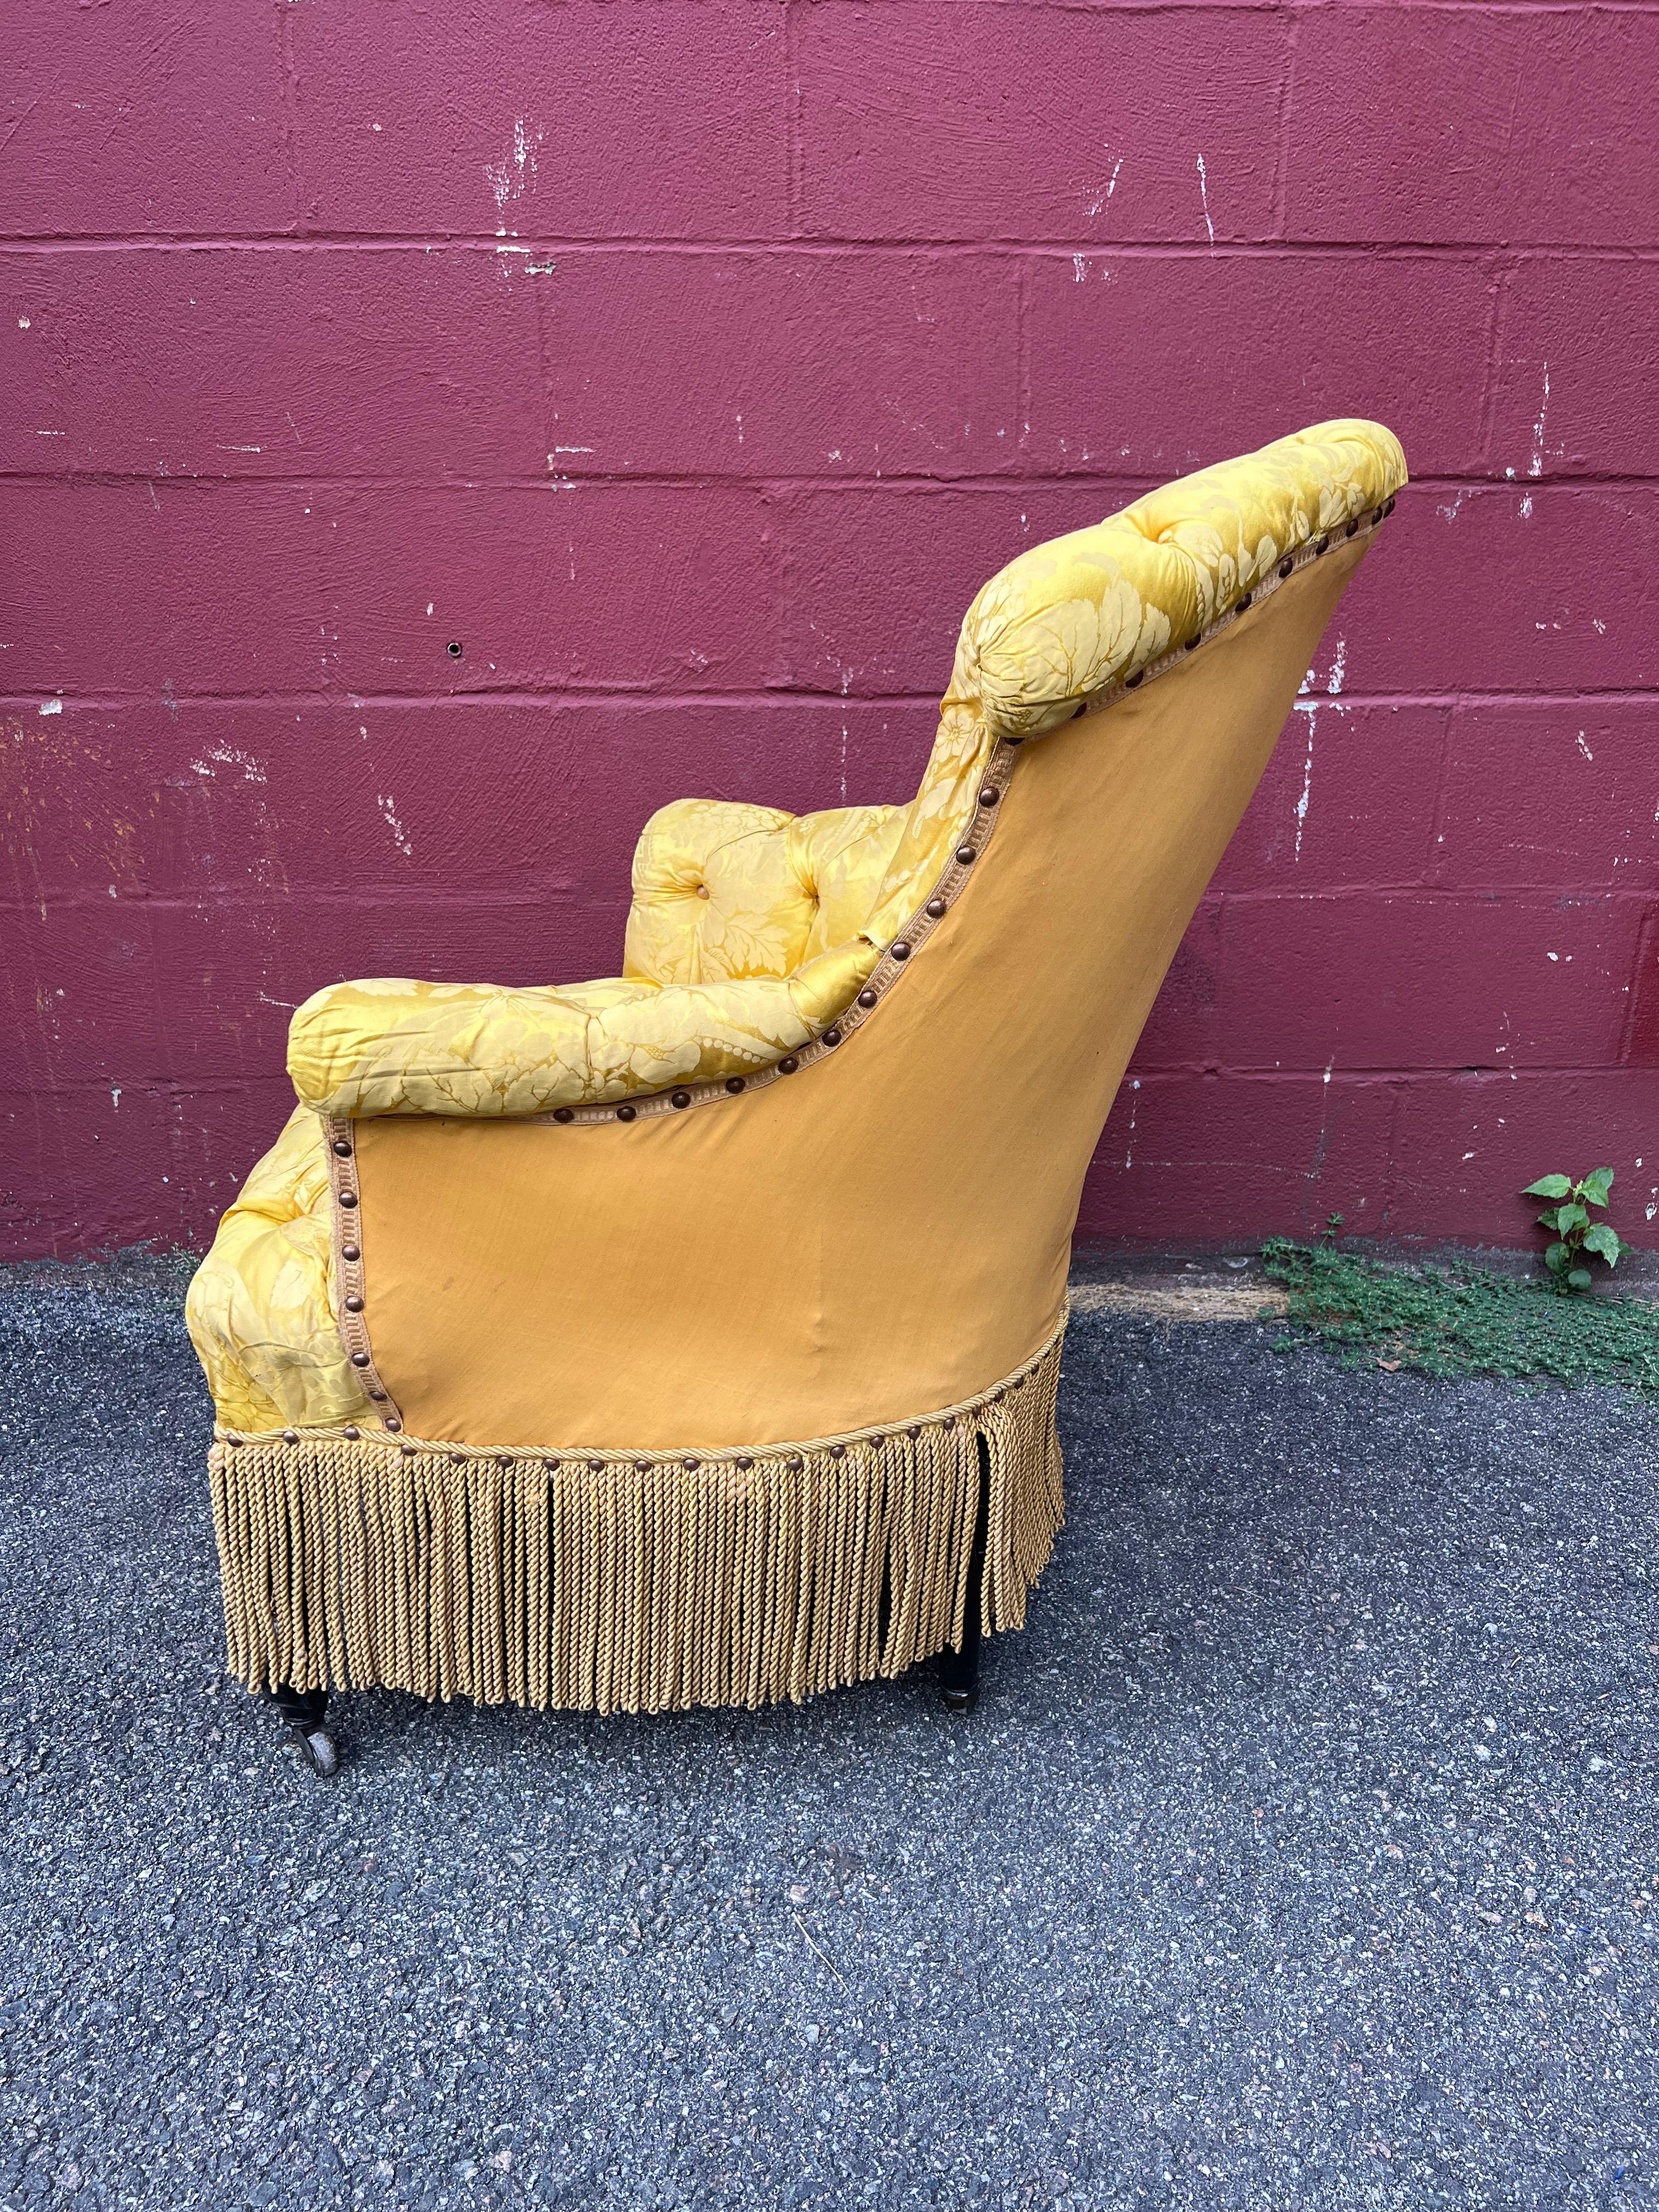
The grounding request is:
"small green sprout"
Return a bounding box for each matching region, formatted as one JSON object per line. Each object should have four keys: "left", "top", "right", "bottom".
{"left": 1521, "top": 1168, "right": 1630, "bottom": 1293}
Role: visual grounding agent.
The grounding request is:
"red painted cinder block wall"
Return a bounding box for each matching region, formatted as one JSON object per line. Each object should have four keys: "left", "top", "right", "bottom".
{"left": 3, "top": 2, "right": 1656, "bottom": 1260}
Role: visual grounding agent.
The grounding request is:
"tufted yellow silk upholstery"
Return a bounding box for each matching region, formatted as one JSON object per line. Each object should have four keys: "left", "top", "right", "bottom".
{"left": 187, "top": 421, "right": 1406, "bottom": 1713}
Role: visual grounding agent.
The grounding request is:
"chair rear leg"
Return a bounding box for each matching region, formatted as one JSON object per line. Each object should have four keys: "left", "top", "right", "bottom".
{"left": 262, "top": 1684, "right": 340, "bottom": 1778}
{"left": 938, "top": 1436, "right": 991, "bottom": 1713}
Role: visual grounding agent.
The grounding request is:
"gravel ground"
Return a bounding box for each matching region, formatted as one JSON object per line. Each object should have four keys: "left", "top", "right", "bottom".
{"left": 2, "top": 1259, "right": 1656, "bottom": 2212}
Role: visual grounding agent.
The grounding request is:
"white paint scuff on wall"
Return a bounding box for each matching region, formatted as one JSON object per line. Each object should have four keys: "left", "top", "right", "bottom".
{"left": 486, "top": 120, "right": 544, "bottom": 236}
{"left": 1195, "top": 155, "right": 1215, "bottom": 247}
{"left": 378, "top": 794, "right": 413, "bottom": 857}
{"left": 1290, "top": 638, "right": 1346, "bottom": 863}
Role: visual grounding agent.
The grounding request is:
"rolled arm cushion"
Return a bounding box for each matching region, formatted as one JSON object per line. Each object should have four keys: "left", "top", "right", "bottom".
{"left": 285, "top": 419, "right": 1406, "bottom": 1120}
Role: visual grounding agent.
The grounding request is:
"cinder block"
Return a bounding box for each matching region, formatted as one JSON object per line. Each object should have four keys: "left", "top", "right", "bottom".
{"left": 290, "top": 1, "right": 788, "bottom": 237}
{"left": 1285, "top": 8, "right": 1659, "bottom": 246}
{"left": 1216, "top": 701, "right": 1448, "bottom": 893}
{"left": 7, "top": 10, "right": 290, "bottom": 235}
{"left": 1216, "top": 891, "right": 1646, "bottom": 1071}
{"left": 0, "top": 248, "right": 548, "bottom": 480}
{"left": 1432, "top": 702, "right": 1659, "bottom": 891}
{"left": 1078, "top": 1070, "right": 1396, "bottom": 1242}
{"left": 1488, "top": 259, "right": 1659, "bottom": 481}
{"left": 798, "top": 4, "right": 1285, "bottom": 240}
{"left": 1023, "top": 252, "right": 1494, "bottom": 478}
{"left": 534, "top": 250, "right": 1019, "bottom": 478}
{"left": 0, "top": 481, "right": 778, "bottom": 695}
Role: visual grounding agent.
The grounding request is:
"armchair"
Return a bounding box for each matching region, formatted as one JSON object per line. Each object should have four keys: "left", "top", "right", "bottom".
{"left": 187, "top": 420, "right": 1406, "bottom": 1748}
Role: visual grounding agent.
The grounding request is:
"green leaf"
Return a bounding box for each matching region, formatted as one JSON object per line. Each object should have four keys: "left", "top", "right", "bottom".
{"left": 1544, "top": 1242, "right": 1570, "bottom": 1272}
{"left": 1583, "top": 1223, "right": 1623, "bottom": 1265}
{"left": 1579, "top": 1167, "right": 1615, "bottom": 1207}
{"left": 1536, "top": 1207, "right": 1563, "bottom": 1233}
{"left": 1556, "top": 1204, "right": 1589, "bottom": 1234}
{"left": 1522, "top": 1175, "right": 1573, "bottom": 1199}
{"left": 1567, "top": 1267, "right": 1594, "bottom": 1291}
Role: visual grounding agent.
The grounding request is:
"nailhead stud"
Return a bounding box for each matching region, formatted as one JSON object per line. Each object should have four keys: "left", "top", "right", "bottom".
{"left": 1237, "top": 592, "right": 1252, "bottom": 612}
{"left": 906, "top": 1425, "right": 921, "bottom": 1441}
{"left": 370, "top": 1389, "right": 387, "bottom": 1402}
{"left": 725, "top": 1076, "right": 746, "bottom": 1093}
{"left": 283, "top": 1430, "right": 299, "bottom": 1446}
{"left": 545, "top": 1458, "right": 561, "bottom": 1472}
{"left": 554, "top": 1107, "right": 574, "bottom": 1124}
{"left": 1186, "top": 635, "right": 1202, "bottom": 652}
{"left": 822, "top": 1027, "right": 841, "bottom": 1047}
{"left": 890, "top": 941, "right": 911, "bottom": 962}
{"left": 332, "top": 1139, "right": 352, "bottom": 1158}
{"left": 956, "top": 845, "right": 976, "bottom": 865}
{"left": 684, "top": 1457, "right": 699, "bottom": 1471}
{"left": 787, "top": 1455, "right": 803, "bottom": 1472}
{"left": 1316, "top": 535, "right": 1330, "bottom": 556}
{"left": 1372, "top": 505, "right": 1384, "bottom": 526}
{"left": 670, "top": 1091, "right": 691, "bottom": 1109}
{"left": 338, "top": 1189, "right": 358, "bottom": 1208}
{"left": 635, "top": 1460, "right": 650, "bottom": 1474}
{"left": 343, "top": 1425, "right": 360, "bottom": 1441}
{"left": 978, "top": 787, "right": 999, "bottom": 807}
{"left": 1384, "top": 495, "right": 1396, "bottom": 516}
{"left": 345, "top": 1294, "right": 364, "bottom": 1313}
{"left": 342, "top": 1243, "right": 360, "bottom": 1262}
{"left": 1278, "top": 556, "right": 1294, "bottom": 579}
{"left": 616, "top": 1104, "right": 636, "bottom": 1122}
{"left": 1345, "top": 519, "right": 1359, "bottom": 538}
{"left": 926, "top": 898, "right": 947, "bottom": 919}
{"left": 778, "top": 1056, "right": 799, "bottom": 1074}
{"left": 450, "top": 1451, "right": 466, "bottom": 1466}
{"left": 1005, "top": 732, "right": 1026, "bottom": 746}
{"left": 587, "top": 1459, "right": 603, "bottom": 1474}
{"left": 1125, "top": 670, "right": 1143, "bottom": 690}
{"left": 226, "top": 1434, "right": 243, "bottom": 1449}
{"left": 830, "top": 1443, "right": 846, "bottom": 1459}
{"left": 386, "top": 1418, "right": 403, "bottom": 1433}
{"left": 857, "top": 988, "right": 878, "bottom": 1009}
{"left": 351, "top": 1351, "right": 371, "bottom": 1368}
{"left": 737, "top": 1455, "right": 754, "bottom": 1471}
{"left": 401, "top": 1442, "right": 416, "bottom": 1458}
{"left": 497, "top": 1454, "right": 512, "bottom": 1469}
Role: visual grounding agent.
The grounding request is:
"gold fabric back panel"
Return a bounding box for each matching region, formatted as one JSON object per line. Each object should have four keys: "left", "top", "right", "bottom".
{"left": 355, "top": 540, "right": 1366, "bottom": 1451}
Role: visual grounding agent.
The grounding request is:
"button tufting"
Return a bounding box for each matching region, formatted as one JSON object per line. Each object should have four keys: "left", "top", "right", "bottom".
{"left": 670, "top": 1091, "right": 691, "bottom": 1109}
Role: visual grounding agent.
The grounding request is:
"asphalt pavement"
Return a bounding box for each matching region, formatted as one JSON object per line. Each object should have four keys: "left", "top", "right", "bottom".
{"left": 2, "top": 1257, "right": 1655, "bottom": 2211}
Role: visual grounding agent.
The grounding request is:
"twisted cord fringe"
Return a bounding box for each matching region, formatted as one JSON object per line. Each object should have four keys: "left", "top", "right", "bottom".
{"left": 208, "top": 1326, "right": 1066, "bottom": 1716}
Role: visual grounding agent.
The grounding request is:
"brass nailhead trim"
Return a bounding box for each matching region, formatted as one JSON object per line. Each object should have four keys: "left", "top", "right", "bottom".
{"left": 890, "top": 941, "right": 911, "bottom": 962}
{"left": 616, "top": 1105, "right": 636, "bottom": 1122}
{"left": 725, "top": 1076, "right": 746, "bottom": 1094}
{"left": 341, "top": 1244, "right": 359, "bottom": 1263}
{"left": 670, "top": 1091, "right": 691, "bottom": 1109}
{"left": 857, "top": 988, "right": 878, "bottom": 1008}
{"left": 332, "top": 1139, "right": 352, "bottom": 1158}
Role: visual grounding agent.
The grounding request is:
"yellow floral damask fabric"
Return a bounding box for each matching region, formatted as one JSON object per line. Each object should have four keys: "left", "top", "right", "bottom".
{"left": 189, "top": 419, "right": 1407, "bottom": 1426}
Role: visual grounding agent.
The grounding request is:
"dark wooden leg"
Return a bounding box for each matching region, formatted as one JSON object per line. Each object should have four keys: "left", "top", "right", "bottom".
{"left": 939, "top": 1436, "right": 991, "bottom": 1713}
{"left": 262, "top": 1685, "right": 339, "bottom": 1776}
